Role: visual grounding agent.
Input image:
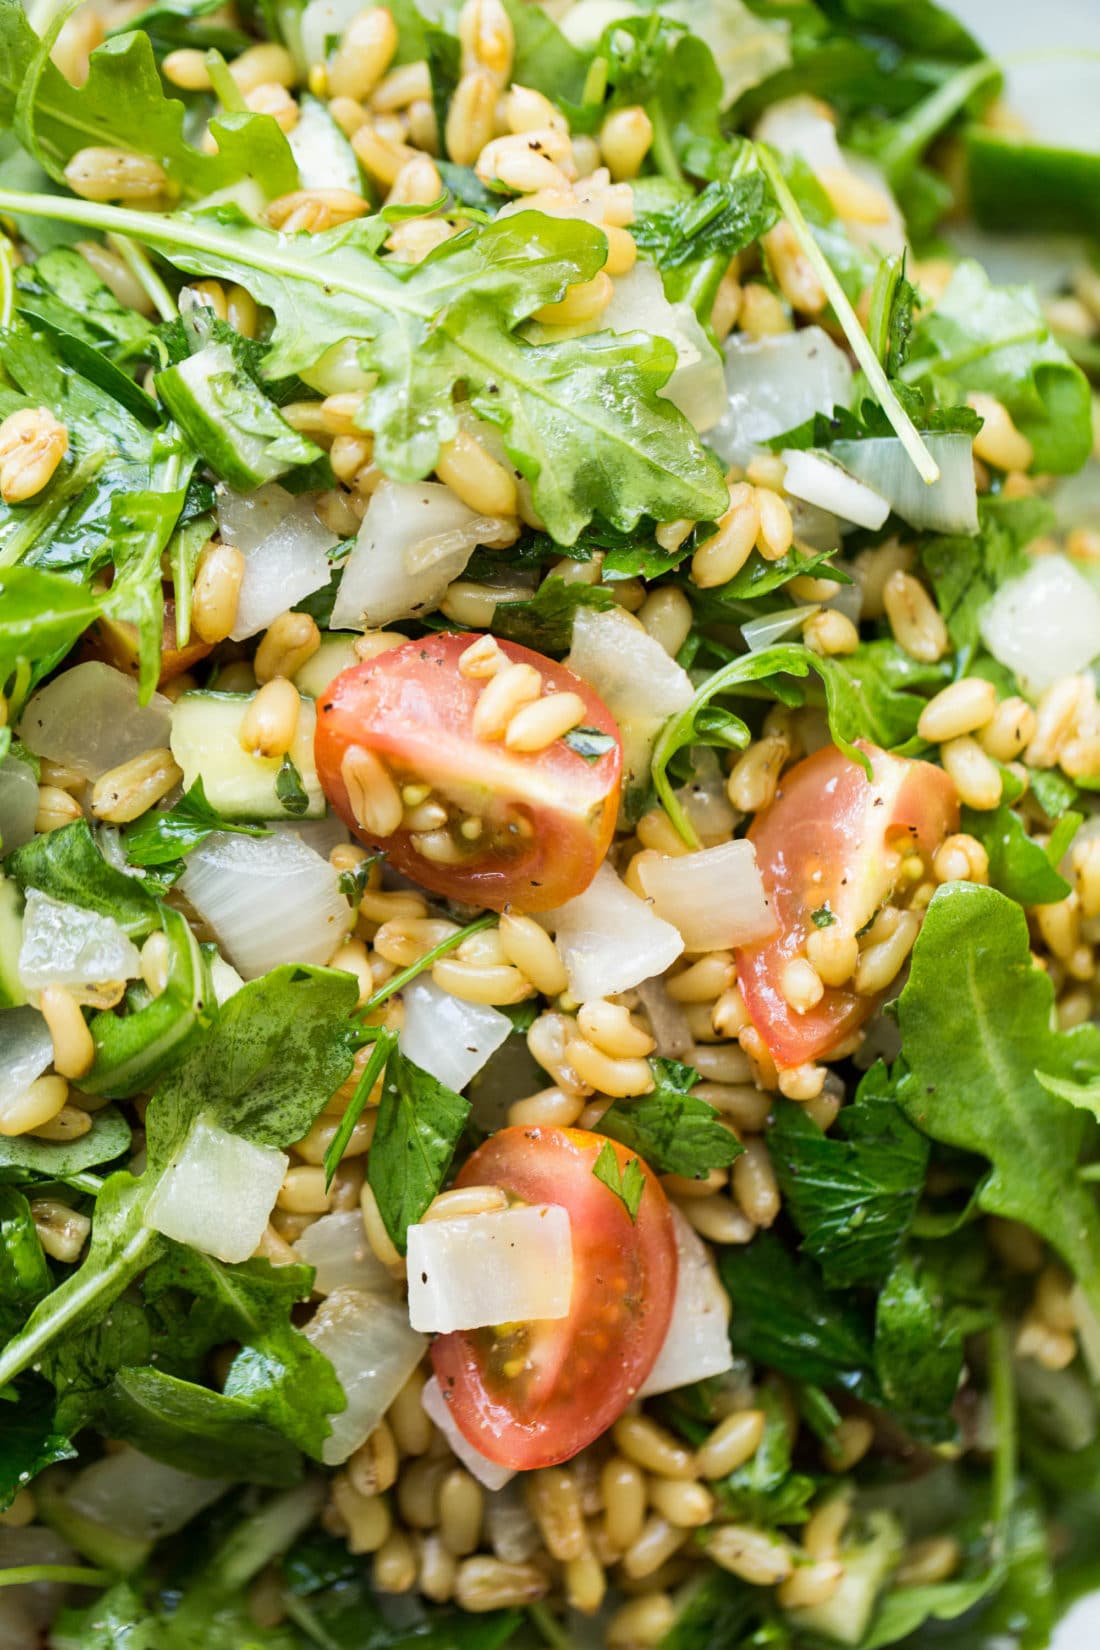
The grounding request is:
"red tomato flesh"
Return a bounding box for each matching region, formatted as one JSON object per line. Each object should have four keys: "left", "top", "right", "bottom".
{"left": 735, "top": 741, "right": 958, "bottom": 1068}
{"left": 314, "top": 635, "right": 622, "bottom": 911}
{"left": 430, "top": 1127, "right": 677, "bottom": 1470}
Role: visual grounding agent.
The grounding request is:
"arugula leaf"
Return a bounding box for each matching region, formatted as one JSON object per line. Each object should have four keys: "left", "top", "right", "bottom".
{"left": 0, "top": 1378, "right": 75, "bottom": 1510}
{"left": 0, "top": 1185, "right": 50, "bottom": 1309}
{"left": 1028, "top": 767, "right": 1080, "bottom": 823}
{"left": 367, "top": 1047, "right": 470, "bottom": 1254}
{"left": 718, "top": 1232, "right": 878, "bottom": 1399}
{"left": 14, "top": 245, "right": 156, "bottom": 352}
{"left": 0, "top": 2, "right": 297, "bottom": 201}
{"left": 907, "top": 260, "right": 1093, "bottom": 473}
{"left": 767, "top": 1069, "right": 928, "bottom": 1288}
{"left": 896, "top": 884, "right": 1100, "bottom": 1324}
{"left": 97, "top": 1367, "right": 304, "bottom": 1484}
{"left": 43, "top": 1296, "right": 152, "bottom": 1435}
{"left": 921, "top": 495, "right": 1053, "bottom": 660}
{"left": 0, "top": 1104, "right": 130, "bottom": 1182}
{"left": 6, "top": 817, "right": 161, "bottom": 937}
{"left": 961, "top": 803, "right": 1079, "bottom": 906}
{"left": 593, "top": 1140, "right": 646, "bottom": 1222}
{"left": 0, "top": 565, "right": 104, "bottom": 687}
{"left": 123, "top": 777, "right": 271, "bottom": 867}
{"left": 489, "top": 577, "right": 616, "bottom": 653}
{"left": 0, "top": 196, "right": 729, "bottom": 543}
{"left": 111, "top": 0, "right": 252, "bottom": 56}
{"left": 598, "top": 1058, "right": 743, "bottom": 1180}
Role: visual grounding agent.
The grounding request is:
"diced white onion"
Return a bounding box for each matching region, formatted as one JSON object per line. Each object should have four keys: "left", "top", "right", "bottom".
{"left": 781, "top": 449, "right": 891, "bottom": 530}
{"left": 179, "top": 830, "right": 351, "bottom": 979}
{"left": 300, "top": 0, "right": 364, "bottom": 70}
{"left": 332, "top": 480, "right": 513, "bottom": 631}
{"left": 400, "top": 975, "right": 512, "bottom": 1094}
{"left": 18, "top": 661, "right": 172, "bottom": 780}
{"left": 304, "top": 1288, "right": 427, "bottom": 1465}
{"left": 637, "top": 840, "right": 776, "bottom": 953}
{"left": 17, "top": 889, "right": 142, "bottom": 993}
{"left": 407, "top": 1205, "right": 573, "bottom": 1333}
{"left": 601, "top": 262, "right": 727, "bottom": 433}
{"left": 640, "top": 1207, "right": 733, "bottom": 1396}
{"left": 421, "top": 1376, "right": 517, "bottom": 1492}
{"left": 709, "top": 328, "right": 853, "bottom": 468}
{"left": 0, "top": 1005, "right": 54, "bottom": 1117}
{"left": 65, "top": 1447, "right": 229, "bottom": 1539}
{"left": 217, "top": 483, "right": 336, "bottom": 641}
{"left": 559, "top": 0, "right": 641, "bottom": 46}
{"left": 144, "top": 1117, "right": 287, "bottom": 1264}
{"left": 980, "top": 553, "right": 1100, "bottom": 696}
{"left": 485, "top": 1478, "right": 542, "bottom": 1560}
{"left": 742, "top": 605, "right": 819, "bottom": 652}
{"left": 296, "top": 1211, "right": 396, "bottom": 1297}
{"left": 754, "top": 97, "right": 904, "bottom": 254}
{"left": 209, "top": 953, "right": 245, "bottom": 1005}
{"left": 675, "top": 747, "right": 739, "bottom": 846}
{"left": 543, "top": 860, "right": 684, "bottom": 1002}
{"left": 568, "top": 606, "right": 694, "bottom": 724}
{"left": 635, "top": 977, "right": 694, "bottom": 1062}
{"left": 832, "top": 434, "right": 978, "bottom": 534}
{"left": 0, "top": 754, "right": 38, "bottom": 854}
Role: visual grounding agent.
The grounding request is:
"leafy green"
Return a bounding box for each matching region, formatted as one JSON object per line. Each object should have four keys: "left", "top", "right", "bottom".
{"left": 896, "top": 884, "right": 1100, "bottom": 1324}
{"left": 489, "top": 576, "right": 616, "bottom": 653}
{"left": 714, "top": 1385, "right": 817, "bottom": 1527}
{"left": 0, "top": 1379, "right": 76, "bottom": 1510}
{"left": 97, "top": 1367, "right": 304, "bottom": 1483}
{"left": 111, "top": 0, "right": 252, "bottom": 56}
{"left": 872, "top": 1252, "right": 972, "bottom": 1419}
{"left": 0, "top": 1185, "right": 50, "bottom": 1310}
{"left": 322, "top": 1027, "right": 396, "bottom": 1190}
{"left": 592, "top": 1140, "right": 646, "bottom": 1222}
{"left": 961, "top": 803, "right": 1079, "bottom": 906}
{"left": 632, "top": 175, "right": 778, "bottom": 268}
{"left": 907, "top": 260, "right": 1093, "bottom": 473}
{"left": 123, "top": 777, "right": 271, "bottom": 867}
{"left": 767, "top": 1067, "right": 928, "bottom": 1288}
{"left": 921, "top": 494, "right": 1053, "bottom": 661}
{"left": 273, "top": 754, "right": 310, "bottom": 818}
{"left": 14, "top": 246, "right": 156, "bottom": 352}
{"left": 562, "top": 725, "right": 618, "bottom": 764}
{"left": 6, "top": 817, "right": 161, "bottom": 937}
{"left": 655, "top": 1568, "right": 772, "bottom": 1650}
{"left": 0, "top": 564, "right": 104, "bottom": 687}
{"left": 0, "top": 1105, "right": 131, "bottom": 1182}
{"left": 367, "top": 1047, "right": 470, "bottom": 1255}
{"left": 598, "top": 1058, "right": 742, "bottom": 1180}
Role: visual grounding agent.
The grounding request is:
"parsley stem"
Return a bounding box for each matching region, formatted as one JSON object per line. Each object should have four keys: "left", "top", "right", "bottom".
{"left": 753, "top": 144, "right": 940, "bottom": 485}
{"left": 647, "top": 98, "right": 683, "bottom": 186}
{"left": 528, "top": 1602, "right": 573, "bottom": 1650}
{"left": 106, "top": 234, "right": 178, "bottom": 322}
{"left": 986, "top": 1318, "right": 1017, "bottom": 1565}
{"left": 322, "top": 1027, "right": 397, "bottom": 1190}
{"left": 0, "top": 1564, "right": 114, "bottom": 1589}
{"left": 873, "top": 59, "right": 999, "bottom": 184}
{"left": 358, "top": 913, "right": 496, "bottom": 1017}
{"left": 64, "top": 1170, "right": 105, "bottom": 1196}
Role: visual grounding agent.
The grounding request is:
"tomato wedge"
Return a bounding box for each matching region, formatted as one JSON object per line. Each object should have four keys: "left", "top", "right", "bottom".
{"left": 314, "top": 635, "right": 622, "bottom": 911}
{"left": 735, "top": 741, "right": 958, "bottom": 1068}
{"left": 431, "top": 1127, "right": 677, "bottom": 1470}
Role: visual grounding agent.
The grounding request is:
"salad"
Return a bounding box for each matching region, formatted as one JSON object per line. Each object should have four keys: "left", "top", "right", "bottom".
{"left": 1, "top": 0, "right": 1100, "bottom": 1645}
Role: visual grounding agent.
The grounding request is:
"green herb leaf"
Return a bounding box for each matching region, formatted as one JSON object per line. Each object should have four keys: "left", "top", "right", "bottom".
{"left": 712, "top": 1386, "right": 816, "bottom": 1528}
{"left": 598, "top": 1058, "right": 742, "bottom": 1180}
{"left": 632, "top": 175, "right": 778, "bottom": 268}
{"left": 0, "top": 1105, "right": 130, "bottom": 1182}
{"left": 0, "top": 1185, "right": 50, "bottom": 1309}
{"left": 323, "top": 1027, "right": 397, "bottom": 1191}
{"left": 95, "top": 1366, "right": 304, "bottom": 1484}
{"left": 872, "top": 1251, "right": 975, "bottom": 1419}
{"left": 273, "top": 754, "right": 310, "bottom": 818}
{"left": 123, "top": 777, "right": 271, "bottom": 867}
{"left": 562, "top": 725, "right": 617, "bottom": 765}
{"left": 961, "top": 803, "right": 1079, "bottom": 906}
{"left": 490, "top": 577, "right": 616, "bottom": 654}
{"left": 367, "top": 1049, "right": 470, "bottom": 1255}
{"left": 6, "top": 818, "right": 161, "bottom": 937}
{"left": 921, "top": 495, "right": 1053, "bottom": 661}
{"left": 592, "top": 1140, "right": 646, "bottom": 1223}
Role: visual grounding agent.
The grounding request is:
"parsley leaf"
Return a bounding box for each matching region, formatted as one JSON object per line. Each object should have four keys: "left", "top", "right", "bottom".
{"left": 593, "top": 1141, "right": 646, "bottom": 1222}
{"left": 712, "top": 1386, "right": 816, "bottom": 1528}
{"left": 632, "top": 175, "right": 778, "bottom": 268}
{"left": 123, "top": 777, "right": 271, "bottom": 867}
{"left": 490, "top": 577, "right": 616, "bottom": 653}
{"left": 599, "top": 1058, "right": 743, "bottom": 1180}
{"left": 367, "top": 1048, "right": 470, "bottom": 1255}
{"left": 274, "top": 755, "right": 310, "bottom": 818}
{"left": 562, "top": 725, "right": 617, "bottom": 764}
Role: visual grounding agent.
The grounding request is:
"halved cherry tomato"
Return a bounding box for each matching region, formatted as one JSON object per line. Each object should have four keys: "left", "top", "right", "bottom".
{"left": 735, "top": 741, "right": 958, "bottom": 1069}
{"left": 430, "top": 1126, "right": 677, "bottom": 1470}
{"left": 314, "top": 634, "right": 622, "bottom": 911}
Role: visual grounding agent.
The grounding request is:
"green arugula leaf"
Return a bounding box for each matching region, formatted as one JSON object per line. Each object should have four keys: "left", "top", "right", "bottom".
{"left": 598, "top": 1058, "right": 743, "bottom": 1180}
{"left": 921, "top": 495, "right": 1053, "bottom": 661}
{"left": 767, "top": 1069, "right": 928, "bottom": 1288}
{"left": 123, "top": 777, "right": 271, "bottom": 867}
{"left": 961, "top": 803, "right": 1080, "bottom": 906}
{"left": 111, "top": 0, "right": 252, "bottom": 56}
{"left": 96, "top": 1366, "right": 303, "bottom": 1484}
{"left": 6, "top": 817, "right": 161, "bottom": 937}
{"left": 0, "top": 565, "right": 103, "bottom": 687}
{"left": 0, "top": 1378, "right": 76, "bottom": 1510}
{"left": 489, "top": 577, "right": 616, "bottom": 653}
{"left": 1034, "top": 1069, "right": 1100, "bottom": 1120}
{"left": 0, "top": 2, "right": 297, "bottom": 201}
{"left": 896, "top": 883, "right": 1100, "bottom": 1323}
{"left": 0, "top": 1185, "right": 50, "bottom": 1309}
{"left": 1028, "top": 767, "right": 1080, "bottom": 822}
{"left": 43, "top": 1296, "right": 152, "bottom": 1435}
{"left": 593, "top": 1140, "right": 646, "bottom": 1222}
{"left": 0, "top": 1104, "right": 130, "bottom": 1182}
{"left": 14, "top": 245, "right": 156, "bottom": 351}
{"left": 367, "top": 1048, "right": 470, "bottom": 1255}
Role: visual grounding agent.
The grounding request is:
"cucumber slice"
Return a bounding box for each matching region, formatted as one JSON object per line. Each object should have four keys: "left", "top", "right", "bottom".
{"left": 293, "top": 632, "right": 360, "bottom": 699}
{"left": 171, "top": 691, "right": 325, "bottom": 820}
{"left": 786, "top": 1511, "right": 904, "bottom": 1645}
{"left": 156, "top": 342, "right": 323, "bottom": 492}
{"left": 0, "top": 876, "right": 26, "bottom": 1008}
{"left": 289, "top": 94, "right": 363, "bottom": 194}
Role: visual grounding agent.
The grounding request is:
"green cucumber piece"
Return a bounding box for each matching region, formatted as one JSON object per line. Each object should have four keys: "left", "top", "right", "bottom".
{"left": 786, "top": 1511, "right": 904, "bottom": 1645}
{"left": 155, "top": 342, "right": 323, "bottom": 492}
{"left": 293, "top": 632, "right": 360, "bottom": 699}
{"left": 0, "top": 875, "right": 26, "bottom": 1008}
{"left": 82, "top": 906, "right": 215, "bottom": 1099}
{"left": 288, "top": 93, "right": 363, "bottom": 193}
{"left": 170, "top": 691, "right": 325, "bottom": 820}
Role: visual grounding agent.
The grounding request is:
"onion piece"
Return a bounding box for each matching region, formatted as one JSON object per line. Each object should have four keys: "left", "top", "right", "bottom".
{"left": 144, "top": 1117, "right": 287, "bottom": 1263}
{"left": 179, "top": 830, "right": 351, "bottom": 979}
{"left": 601, "top": 262, "right": 726, "bottom": 432}
{"left": 979, "top": 553, "right": 1100, "bottom": 696}
{"left": 296, "top": 1210, "right": 396, "bottom": 1297}
{"left": 742, "top": 605, "right": 819, "bottom": 652}
{"left": 400, "top": 975, "right": 512, "bottom": 1094}
{"left": 709, "top": 327, "right": 853, "bottom": 468}
{"left": 209, "top": 953, "right": 245, "bottom": 1005}
{"left": 300, "top": 0, "right": 364, "bottom": 72}
{"left": 640, "top": 1206, "right": 733, "bottom": 1396}
{"left": 485, "top": 1478, "right": 542, "bottom": 1559}
{"left": 66, "top": 1447, "right": 229, "bottom": 1540}
{"left": 781, "top": 449, "right": 891, "bottom": 531}
{"left": 304, "top": 1287, "right": 427, "bottom": 1465}
{"left": 18, "top": 889, "right": 142, "bottom": 993}
{"left": 406, "top": 1205, "right": 572, "bottom": 1333}
{"left": 0, "top": 1006, "right": 54, "bottom": 1118}
{"left": 18, "top": 661, "right": 172, "bottom": 780}
{"left": 0, "top": 753, "right": 38, "bottom": 854}
{"left": 332, "top": 480, "right": 513, "bottom": 631}
{"left": 832, "top": 434, "right": 978, "bottom": 534}
{"left": 637, "top": 840, "right": 776, "bottom": 953}
{"left": 543, "top": 860, "right": 684, "bottom": 1001}
{"left": 422, "top": 1376, "right": 516, "bottom": 1492}
{"left": 216, "top": 486, "right": 337, "bottom": 642}
{"left": 676, "top": 747, "right": 738, "bottom": 846}
{"left": 567, "top": 607, "right": 695, "bottom": 800}
{"left": 635, "top": 977, "right": 695, "bottom": 1062}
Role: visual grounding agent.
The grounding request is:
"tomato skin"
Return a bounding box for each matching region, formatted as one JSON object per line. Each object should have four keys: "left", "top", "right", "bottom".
{"left": 735, "top": 742, "right": 958, "bottom": 1068}
{"left": 430, "top": 1127, "right": 677, "bottom": 1470}
{"left": 314, "top": 635, "right": 622, "bottom": 912}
